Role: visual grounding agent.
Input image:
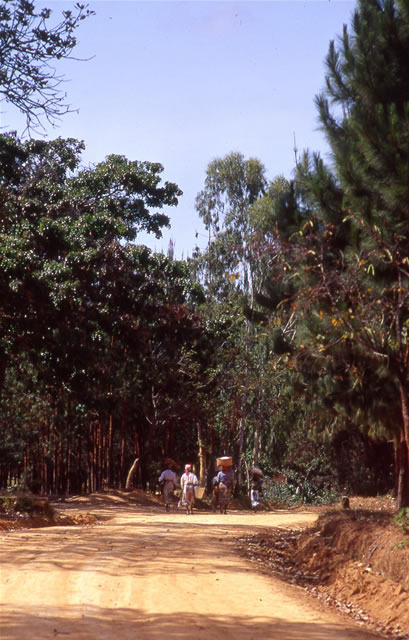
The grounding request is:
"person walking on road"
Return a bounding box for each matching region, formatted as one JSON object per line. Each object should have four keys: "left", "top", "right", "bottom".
{"left": 159, "top": 463, "right": 177, "bottom": 512}
{"left": 180, "top": 464, "right": 198, "bottom": 514}
{"left": 213, "top": 465, "right": 234, "bottom": 513}
{"left": 250, "top": 470, "right": 263, "bottom": 509}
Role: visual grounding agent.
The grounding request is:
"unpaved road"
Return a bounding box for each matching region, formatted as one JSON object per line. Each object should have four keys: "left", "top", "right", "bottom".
{"left": 0, "top": 495, "right": 385, "bottom": 640}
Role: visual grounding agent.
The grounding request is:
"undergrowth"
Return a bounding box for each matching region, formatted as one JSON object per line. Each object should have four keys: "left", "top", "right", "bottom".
{"left": 392, "top": 507, "right": 409, "bottom": 548}
{"left": 0, "top": 494, "right": 54, "bottom": 517}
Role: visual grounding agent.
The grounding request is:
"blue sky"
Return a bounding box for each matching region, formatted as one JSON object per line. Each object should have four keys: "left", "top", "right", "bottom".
{"left": 3, "top": 0, "right": 356, "bottom": 258}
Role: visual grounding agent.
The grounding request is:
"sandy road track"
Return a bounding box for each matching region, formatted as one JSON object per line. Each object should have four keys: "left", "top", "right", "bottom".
{"left": 0, "top": 496, "right": 385, "bottom": 640}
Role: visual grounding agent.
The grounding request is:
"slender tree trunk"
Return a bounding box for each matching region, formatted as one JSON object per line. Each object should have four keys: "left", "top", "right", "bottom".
{"left": 107, "top": 413, "right": 113, "bottom": 488}
{"left": 253, "top": 422, "right": 260, "bottom": 468}
{"left": 35, "top": 439, "right": 40, "bottom": 493}
{"left": 396, "top": 429, "right": 409, "bottom": 510}
{"left": 58, "top": 438, "right": 64, "bottom": 494}
{"left": 197, "top": 422, "right": 206, "bottom": 485}
{"left": 242, "top": 455, "right": 250, "bottom": 496}
{"left": 125, "top": 458, "right": 139, "bottom": 490}
{"left": 42, "top": 460, "right": 47, "bottom": 496}
{"left": 393, "top": 437, "right": 399, "bottom": 499}
{"left": 237, "top": 407, "right": 245, "bottom": 490}
{"left": 95, "top": 422, "right": 100, "bottom": 491}
{"left": 96, "top": 422, "right": 100, "bottom": 491}
{"left": 77, "top": 434, "right": 83, "bottom": 494}
{"left": 53, "top": 438, "right": 58, "bottom": 494}
{"left": 398, "top": 378, "right": 409, "bottom": 508}
{"left": 88, "top": 424, "right": 93, "bottom": 493}
{"left": 101, "top": 421, "right": 107, "bottom": 489}
{"left": 146, "top": 383, "right": 159, "bottom": 488}
{"left": 120, "top": 398, "right": 128, "bottom": 488}
{"left": 151, "top": 384, "right": 159, "bottom": 452}
{"left": 66, "top": 440, "right": 71, "bottom": 495}
{"left": 45, "top": 416, "right": 50, "bottom": 495}
{"left": 253, "top": 387, "right": 265, "bottom": 468}
{"left": 24, "top": 441, "right": 29, "bottom": 479}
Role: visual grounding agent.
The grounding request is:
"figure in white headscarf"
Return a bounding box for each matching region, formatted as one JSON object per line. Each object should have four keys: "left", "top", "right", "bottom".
{"left": 180, "top": 464, "right": 198, "bottom": 513}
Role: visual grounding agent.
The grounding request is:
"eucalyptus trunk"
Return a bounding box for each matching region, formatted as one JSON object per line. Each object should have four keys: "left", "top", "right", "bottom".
{"left": 120, "top": 398, "right": 128, "bottom": 488}
{"left": 253, "top": 422, "right": 260, "bottom": 468}
{"left": 237, "top": 411, "right": 245, "bottom": 491}
{"left": 197, "top": 422, "right": 206, "bottom": 485}
{"left": 107, "top": 413, "right": 113, "bottom": 487}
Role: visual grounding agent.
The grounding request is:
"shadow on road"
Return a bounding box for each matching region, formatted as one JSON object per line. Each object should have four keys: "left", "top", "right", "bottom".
{"left": 0, "top": 604, "right": 381, "bottom": 640}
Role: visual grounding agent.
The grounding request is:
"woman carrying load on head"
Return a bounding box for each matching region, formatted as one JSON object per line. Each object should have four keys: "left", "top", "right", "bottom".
{"left": 158, "top": 461, "right": 177, "bottom": 512}
{"left": 214, "top": 465, "right": 234, "bottom": 513}
{"left": 250, "top": 467, "right": 263, "bottom": 510}
{"left": 180, "top": 464, "right": 198, "bottom": 513}
{"left": 215, "top": 465, "right": 234, "bottom": 489}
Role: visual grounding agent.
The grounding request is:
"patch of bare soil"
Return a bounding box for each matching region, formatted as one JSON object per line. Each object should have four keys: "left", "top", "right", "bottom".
{"left": 0, "top": 509, "right": 98, "bottom": 530}
{"left": 2, "top": 491, "right": 408, "bottom": 639}
{"left": 237, "top": 497, "right": 409, "bottom": 640}
{"left": 0, "top": 490, "right": 387, "bottom": 640}
{"left": 0, "top": 488, "right": 245, "bottom": 531}
{"left": 0, "top": 492, "right": 122, "bottom": 531}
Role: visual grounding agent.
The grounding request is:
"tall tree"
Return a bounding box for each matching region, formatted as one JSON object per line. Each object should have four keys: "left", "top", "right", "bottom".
{"left": 259, "top": 0, "right": 409, "bottom": 508}
{"left": 0, "top": 0, "right": 94, "bottom": 131}
{"left": 195, "top": 152, "right": 267, "bottom": 302}
{"left": 193, "top": 157, "right": 300, "bottom": 488}
{"left": 0, "top": 133, "right": 181, "bottom": 395}
{"left": 315, "top": 0, "right": 409, "bottom": 508}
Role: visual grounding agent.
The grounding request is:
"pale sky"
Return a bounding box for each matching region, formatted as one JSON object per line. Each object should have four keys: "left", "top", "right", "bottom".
{"left": 2, "top": 0, "right": 356, "bottom": 258}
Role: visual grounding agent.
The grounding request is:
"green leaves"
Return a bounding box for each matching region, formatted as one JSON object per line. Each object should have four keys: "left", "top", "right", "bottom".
{"left": 66, "top": 155, "right": 181, "bottom": 242}
{"left": 0, "top": 133, "right": 182, "bottom": 363}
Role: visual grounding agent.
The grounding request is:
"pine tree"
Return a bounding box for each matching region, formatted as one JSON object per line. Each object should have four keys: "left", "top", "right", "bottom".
{"left": 297, "top": 0, "right": 409, "bottom": 507}
{"left": 254, "top": 0, "right": 409, "bottom": 507}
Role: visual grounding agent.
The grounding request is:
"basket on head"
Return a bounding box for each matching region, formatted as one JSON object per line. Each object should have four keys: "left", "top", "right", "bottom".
{"left": 217, "top": 456, "right": 233, "bottom": 467}
{"left": 163, "top": 458, "right": 179, "bottom": 471}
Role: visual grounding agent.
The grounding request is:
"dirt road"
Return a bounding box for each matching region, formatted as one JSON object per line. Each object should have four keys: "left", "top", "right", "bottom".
{"left": 0, "top": 494, "right": 385, "bottom": 640}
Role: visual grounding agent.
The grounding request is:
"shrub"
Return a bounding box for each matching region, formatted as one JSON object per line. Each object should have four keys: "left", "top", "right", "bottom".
{"left": 393, "top": 507, "right": 409, "bottom": 535}
{"left": 263, "top": 470, "right": 339, "bottom": 506}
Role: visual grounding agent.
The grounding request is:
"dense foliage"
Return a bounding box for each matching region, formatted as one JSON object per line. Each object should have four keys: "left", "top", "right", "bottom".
{"left": 0, "top": 0, "right": 408, "bottom": 508}
{"left": 249, "top": 0, "right": 409, "bottom": 507}
{"left": 0, "top": 133, "right": 216, "bottom": 492}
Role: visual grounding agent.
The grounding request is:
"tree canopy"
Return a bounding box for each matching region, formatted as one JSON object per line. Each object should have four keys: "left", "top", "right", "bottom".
{"left": 251, "top": 0, "right": 409, "bottom": 507}
{"left": 1, "top": 0, "right": 408, "bottom": 510}
{"left": 0, "top": 0, "right": 94, "bottom": 131}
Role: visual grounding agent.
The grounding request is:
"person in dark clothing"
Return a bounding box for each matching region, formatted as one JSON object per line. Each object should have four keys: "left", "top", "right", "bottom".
{"left": 250, "top": 468, "right": 263, "bottom": 509}
{"left": 213, "top": 465, "right": 234, "bottom": 513}
{"left": 159, "top": 464, "right": 177, "bottom": 512}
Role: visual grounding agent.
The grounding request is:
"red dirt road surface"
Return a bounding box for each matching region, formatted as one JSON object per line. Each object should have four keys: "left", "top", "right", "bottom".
{"left": 0, "top": 492, "right": 386, "bottom": 640}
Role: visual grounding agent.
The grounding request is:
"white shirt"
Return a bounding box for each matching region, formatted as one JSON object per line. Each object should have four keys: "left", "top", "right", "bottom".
{"left": 180, "top": 471, "right": 198, "bottom": 489}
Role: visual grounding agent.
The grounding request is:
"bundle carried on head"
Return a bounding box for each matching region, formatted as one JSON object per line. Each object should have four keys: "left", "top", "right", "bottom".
{"left": 163, "top": 457, "right": 180, "bottom": 471}
{"left": 217, "top": 456, "right": 233, "bottom": 467}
